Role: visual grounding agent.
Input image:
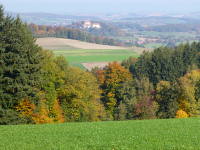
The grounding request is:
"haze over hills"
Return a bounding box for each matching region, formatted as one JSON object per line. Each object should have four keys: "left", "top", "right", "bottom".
{"left": 7, "top": 11, "right": 200, "bottom": 25}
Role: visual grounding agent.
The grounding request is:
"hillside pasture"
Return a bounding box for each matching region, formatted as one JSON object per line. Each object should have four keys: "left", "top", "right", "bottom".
{"left": 0, "top": 118, "right": 199, "bottom": 150}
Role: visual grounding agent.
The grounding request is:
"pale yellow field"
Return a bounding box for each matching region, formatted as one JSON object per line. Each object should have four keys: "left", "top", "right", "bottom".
{"left": 36, "top": 37, "right": 127, "bottom": 50}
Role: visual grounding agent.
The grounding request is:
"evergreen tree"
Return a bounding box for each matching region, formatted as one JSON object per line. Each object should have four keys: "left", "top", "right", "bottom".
{"left": 0, "top": 7, "right": 43, "bottom": 109}
{"left": 130, "top": 43, "right": 200, "bottom": 85}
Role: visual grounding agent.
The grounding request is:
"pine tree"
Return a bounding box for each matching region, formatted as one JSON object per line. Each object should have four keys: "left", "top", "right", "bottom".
{"left": 0, "top": 7, "right": 43, "bottom": 109}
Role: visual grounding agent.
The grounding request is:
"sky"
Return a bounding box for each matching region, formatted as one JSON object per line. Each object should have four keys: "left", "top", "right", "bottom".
{"left": 0, "top": 0, "right": 200, "bottom": 14}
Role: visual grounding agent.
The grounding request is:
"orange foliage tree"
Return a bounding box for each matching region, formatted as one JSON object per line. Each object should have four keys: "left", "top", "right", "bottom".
{"left": 32, "top": 99, "right": 65, "bottom": 124}
{"left": 15, "top": 99, "right": 36, "bottom": 119}
{"left": 176, "top": 109, "right": 189, "bottom": 118}
{"left": 95, "top": 62, "right": 132, "bottom": 115}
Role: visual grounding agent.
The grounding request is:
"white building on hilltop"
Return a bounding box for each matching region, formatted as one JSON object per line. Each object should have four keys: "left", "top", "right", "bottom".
{"left": 82, "top": 21, "right": 101, "bottom": 29}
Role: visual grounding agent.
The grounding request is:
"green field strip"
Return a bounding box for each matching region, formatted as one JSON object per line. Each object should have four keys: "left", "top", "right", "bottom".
{"left": 0, "top": 118, "right": 199, "bottom": 150}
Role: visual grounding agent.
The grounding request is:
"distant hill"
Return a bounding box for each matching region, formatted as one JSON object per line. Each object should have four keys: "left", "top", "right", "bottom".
{"left": 7, "top": 12, "right": 102, "bottom": 25}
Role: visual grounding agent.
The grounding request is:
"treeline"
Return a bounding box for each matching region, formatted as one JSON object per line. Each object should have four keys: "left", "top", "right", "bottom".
{"left": 89, "top": 42, "right": 200, "bottom": 120}
{"left": 122, "top": 42, "right": 200, "bottom": 119}
{"left": 28, "top": 24, "right": 124, "bottom": 46}
{"left": 115, "top": 22, "right": 200, "bottom": 33}
{"left": 91, "top": 41, "right": 200, "bottom": 120}
{"left": 144, "top": 24, "right": 200, "bottom": 33}
{"left": 1, "top": 6, "right": 200, "bottom": 125}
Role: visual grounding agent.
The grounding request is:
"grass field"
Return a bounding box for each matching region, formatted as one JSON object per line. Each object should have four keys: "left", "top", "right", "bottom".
{"left": 52, "top": 49, "right": 139, "bottom": 68}
{"left": 0, "top": 118, "right": 199, "bottom": 150}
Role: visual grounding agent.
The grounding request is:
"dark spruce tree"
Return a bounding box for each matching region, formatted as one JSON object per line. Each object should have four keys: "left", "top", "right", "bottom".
{"left": 0, "top": 6, "right": 43, "bottom": 109}
{"left": 130, "top": 43, "right": 200, "bottom": 86}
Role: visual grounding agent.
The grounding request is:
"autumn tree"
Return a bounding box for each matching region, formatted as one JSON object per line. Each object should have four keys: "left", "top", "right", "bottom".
{"left": 32, "top": 51, "right": 68, "bottom": 123}
{"left": 95, "top": 62, "right": 132, "bottom": 117}
{"left": 58, "top": 67, "right": 106, "bottom": 122}
{"left": 178, "top": 70, "right": 200, "bottom": 117}
{"left": 156, "top": 81, "right": 179, "bottom": 118}
{"left": 134, "top": 78, "right": 158, "bottom": 119}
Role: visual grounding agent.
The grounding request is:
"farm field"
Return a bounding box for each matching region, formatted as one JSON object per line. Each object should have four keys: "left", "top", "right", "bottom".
{"left": 36, "top": 38, "right": 127, "bottom": 50}
{"left": 52, "top": 49, "right": 139, "bottom": 69}
{"left": 0, "top": 118, "right": 200, "bottom": 150}
{"left": 36, "top": 38, "right": 142, "bottom": 69}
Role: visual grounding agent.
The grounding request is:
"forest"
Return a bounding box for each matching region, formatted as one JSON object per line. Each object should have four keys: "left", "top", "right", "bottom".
{"left": 28, "top": 24, "right": 124, "bottom": 46}
{"left": 0, "top": 6, "right": 200, "bottom": 125}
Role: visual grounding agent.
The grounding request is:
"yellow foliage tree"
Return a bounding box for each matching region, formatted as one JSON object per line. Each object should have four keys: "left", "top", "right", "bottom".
{"left": 176, "top": 109, "right": 189, "bottom": 118}
{"left": 32, "top": 99, "right": 65, "bottom": 124}
{"left": 155, "top": 80, "right": 179, "bottom": 118}
{"left": 51, "top": 100, "right": 65, "bottom": 123}
{"left": 15, "top": 99, "right": 36, "bottom": 118}
{"left": 32, "top": 99, "right": 54, "bottom": 124}
{"left": 178, "top": 70, "right": 200, "bottom": 117}
{"left": 58, "top": 67, "right": 107, "bottom": 122}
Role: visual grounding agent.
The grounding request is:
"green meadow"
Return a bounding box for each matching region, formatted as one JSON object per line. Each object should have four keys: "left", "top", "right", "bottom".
{"left": 0, "top": 118, "right": 199, "bottom": 150}
{"left": 52, "top": 49, "right": 139, "bottom": 68}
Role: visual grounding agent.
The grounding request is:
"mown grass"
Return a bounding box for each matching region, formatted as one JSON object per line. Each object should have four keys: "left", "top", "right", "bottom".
{"left": 0, "top": 118, "right": 200, "bottom": 150}
{"left": 52, "top": 49, "right": 139, "bottom": 68}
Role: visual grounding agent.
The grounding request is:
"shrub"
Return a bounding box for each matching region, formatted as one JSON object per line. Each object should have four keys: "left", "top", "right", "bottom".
{"left": 176, "top": 109, "right": 189, "bottom": 118}
{"left": 0, "top": 107, "right": 33, "bottom": 125}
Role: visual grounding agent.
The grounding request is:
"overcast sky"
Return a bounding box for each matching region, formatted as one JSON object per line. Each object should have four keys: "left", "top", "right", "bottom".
{"left": 0, "top": 0, "right": 200, "bottom": 14}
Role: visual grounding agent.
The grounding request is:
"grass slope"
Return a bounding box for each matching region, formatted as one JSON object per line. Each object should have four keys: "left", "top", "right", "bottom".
{"left": 0, "top": 118, "right": 200, "bottom": 150}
